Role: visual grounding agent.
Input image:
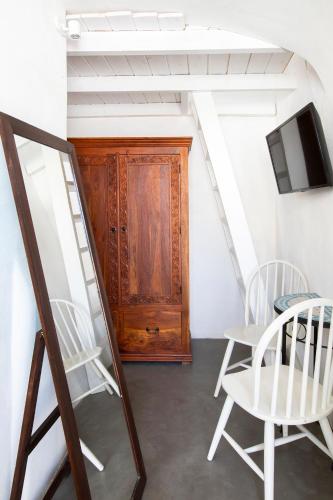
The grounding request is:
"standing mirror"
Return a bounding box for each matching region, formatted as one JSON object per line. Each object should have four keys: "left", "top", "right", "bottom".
{"left": 0, "top": 113, "right": 146, "bottom": 499}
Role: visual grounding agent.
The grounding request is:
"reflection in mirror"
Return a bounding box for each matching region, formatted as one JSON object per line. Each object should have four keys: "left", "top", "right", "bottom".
{"left": 14, "top": 136, "right": 137, "bottom": 498}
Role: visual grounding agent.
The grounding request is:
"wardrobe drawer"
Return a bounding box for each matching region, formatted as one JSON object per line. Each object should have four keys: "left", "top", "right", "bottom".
{"left": 120, "top": 310, "right": 182, "bottom": 354}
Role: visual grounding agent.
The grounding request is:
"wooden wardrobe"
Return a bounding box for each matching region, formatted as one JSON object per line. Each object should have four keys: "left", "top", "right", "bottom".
{"left": 69, "top": 138, "right": 192, "bottom": 363}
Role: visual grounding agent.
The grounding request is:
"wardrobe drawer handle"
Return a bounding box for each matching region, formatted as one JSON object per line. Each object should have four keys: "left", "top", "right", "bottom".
{"left": 145, "top": 327, "right": 159, "bottom": 334}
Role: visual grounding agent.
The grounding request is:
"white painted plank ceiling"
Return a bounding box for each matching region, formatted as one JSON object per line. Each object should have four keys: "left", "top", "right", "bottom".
{"left": 208, "top": 54, "right": 229, "bottom": 74}
{"left": 146, "top": 55, "right": 170, "bottom": 75}
{"left": 126, "top": 56, "right": 152, "bottom": 75}
{"left": 158, "top": 13, "right": 185, "bottom": 31}
{"left": 106, "top": 12, "right": 136, "bottom": 31}
{"left": 83, "top": 14, "right": 110, "bottom": 32}
{"left": 265, "top": 52, "right": 293, "bottom": 73}
{"left": 66, "top": 10, "right": 293, "bottom": 108}
{"left": 68, "top": 92, "right": 181, "bottom": 105}
{"left": 228, "top": 53, "right": 251, "bottom": 74}
{"left": 106, "top": 56, "right": 133, "bottom": 75}
{"left": 246, "top": 53, "right": 271, "bottom": 73}
{"left": 67, "top": 11, "right": 186, "bottom": 32}
{"left": 84, "top": 56, "right": 114, "bottom": 76}
{"left": 68, "top": 53, "right": 293, "bottom": 78}
{"left": 133, "top": 12, "right": 160, "bottom": 31}
{"left": 188, "top": 54, "right": 208, "bottom": 74}
{"left": 168, "top": 55, "right": 189, "bottom": 75}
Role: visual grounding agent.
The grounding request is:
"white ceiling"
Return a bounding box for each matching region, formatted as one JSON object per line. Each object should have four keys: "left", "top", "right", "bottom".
{"left": 66, "top": 10, "right": 186, "bottom": 31}
{"left": 68, "top": 91, "right": 181, "bottom": 105}
{"left": 64, "top": 4, "right": 312, "bottom": 112}
{"left": 63, "top": 0, "right": 333, "bottom": 91}
{"left": 68, "top": 53, "right": 292, "bottom": 78}
{"left": 67, "top": 52, "right": 293, "bottom": 107}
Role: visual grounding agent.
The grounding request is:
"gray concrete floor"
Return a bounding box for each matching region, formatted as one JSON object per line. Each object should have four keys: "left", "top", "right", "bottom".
{"left": 56, "top": 339, "right": 333, "bottom": 499}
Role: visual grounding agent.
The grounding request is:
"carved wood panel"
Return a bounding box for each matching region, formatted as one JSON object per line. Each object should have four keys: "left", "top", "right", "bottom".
{"left": 118, "top": 154, "right": 182, "bottom": 305}
{"left": 78, "top": 154, "right": 119, "bottom": 304}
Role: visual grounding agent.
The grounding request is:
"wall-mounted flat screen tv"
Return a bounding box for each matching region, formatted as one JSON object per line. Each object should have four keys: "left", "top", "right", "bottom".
{"left": 266, "top": 102, "right": 333, "bottom": 194}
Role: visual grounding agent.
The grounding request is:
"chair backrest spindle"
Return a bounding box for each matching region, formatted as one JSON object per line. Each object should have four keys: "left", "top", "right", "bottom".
{"left": 50, "top": 299, "right": 96, "bottom": 360}
{"left": 245, "top": 260, "right": 308, "bottom": 327}
{"left": 253, "top": 298, "right": 333, "bottom": 421}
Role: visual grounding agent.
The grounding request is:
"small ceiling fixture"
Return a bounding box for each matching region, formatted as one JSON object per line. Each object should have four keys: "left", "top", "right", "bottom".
{"left": 56, "top": 18, "right": 81, "bottom": 40}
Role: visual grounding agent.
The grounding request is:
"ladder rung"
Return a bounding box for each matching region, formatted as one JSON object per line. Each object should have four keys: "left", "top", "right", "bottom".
{"left": 86, "top": 278, "right": 96, "bottom": 286}
{"left": 92, "top": 309, "right": 103, "bottom": 319}
{"left": 73, "top": 214, "right": 81, "bottom": 221}
{"left": 80, "top": 246, "right": 88, "bottom": 253}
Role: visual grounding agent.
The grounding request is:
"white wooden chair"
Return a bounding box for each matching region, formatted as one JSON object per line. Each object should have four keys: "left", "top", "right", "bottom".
{"left": 50, "top": 299, "right": 120, "bottom": 471}
{"left": 214, "top": 260, "right": 308, "bottom": 398}
{"left": 208, "top": 298, "right": 333, "bottom": 500}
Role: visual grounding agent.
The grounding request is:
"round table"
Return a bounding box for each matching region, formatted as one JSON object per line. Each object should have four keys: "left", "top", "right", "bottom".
{"left": 274, "top": 292, "right": 332, "bottom": 366}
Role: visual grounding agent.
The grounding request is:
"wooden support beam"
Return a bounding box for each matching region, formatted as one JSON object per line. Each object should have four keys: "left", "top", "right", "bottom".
{"left": 68, "top": 74, "right": 297, "bottom": 93}
{"left": 67, "top": 29, "right": 284, "bottom": 56}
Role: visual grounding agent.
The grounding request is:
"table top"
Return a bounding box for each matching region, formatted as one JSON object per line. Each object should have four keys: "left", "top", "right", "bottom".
{"left": 274, "top": 292, "right": 332, "bottom": 326}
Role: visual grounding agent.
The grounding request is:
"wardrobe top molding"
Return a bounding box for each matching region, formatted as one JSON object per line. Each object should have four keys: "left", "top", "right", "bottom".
{"left": 68, "top": 137, "right": 193, "bottom": 150}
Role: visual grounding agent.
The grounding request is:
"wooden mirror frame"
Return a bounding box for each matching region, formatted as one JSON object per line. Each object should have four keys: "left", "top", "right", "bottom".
{"left": 0, "top": 112, "right": 146, "bottom": 499}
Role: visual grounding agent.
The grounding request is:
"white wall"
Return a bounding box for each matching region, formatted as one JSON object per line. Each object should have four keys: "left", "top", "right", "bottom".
{"left": 68, "top": 115, "right": 244, "bottom": 338}
{"left": 0, "top": 2, "right": 67, "bottom": 499}
{"left": 274, "top": 56, "right": 333, "bottom": 297}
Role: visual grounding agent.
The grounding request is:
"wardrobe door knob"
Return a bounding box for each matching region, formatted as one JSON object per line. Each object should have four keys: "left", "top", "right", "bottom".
{"left": 121, "top": 225, "right": 127, "bottom": 232}
{"left": 145, "top": 327, "right": 159, "bottom": 334}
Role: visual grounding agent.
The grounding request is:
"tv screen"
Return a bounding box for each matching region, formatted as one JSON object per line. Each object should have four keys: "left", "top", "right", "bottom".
{"left": 266, "top": 103, "right": 332, "bottom": 194}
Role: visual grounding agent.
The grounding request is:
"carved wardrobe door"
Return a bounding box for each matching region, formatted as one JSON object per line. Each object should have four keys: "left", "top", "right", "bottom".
{"left": 69, "top": 138, "right": 192, "bottom": 363}
{"left": 77, "top": 153, "right": 119, "bottom": 320}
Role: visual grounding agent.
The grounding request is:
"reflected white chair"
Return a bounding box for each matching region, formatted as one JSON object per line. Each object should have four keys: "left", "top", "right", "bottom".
{"left": 50, "top": 299, "right": 120, "bottom": 471}
{"left": 214, "top": 260, "right": 308, "bottom": 399}
{"left": 208, "top": 298, "right": 333, "bottom": 500}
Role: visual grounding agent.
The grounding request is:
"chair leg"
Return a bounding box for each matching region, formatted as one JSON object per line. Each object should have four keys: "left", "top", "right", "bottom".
{"left": 214, "top": 340, "right": 235, "bottom": 398}
{"left": 93, "top": 358, "right": 121, "bottom": 397}
{"left": 104, "top": 383, "right": 114, "bottom": 396}
{"left": 282, "top": 425, "right": 288, "bottom": 438}
{"left": 80, "top": 439, "right": 104, "bottom": 471}
{"left": 319, "top": 418, "right": 333, "bottom": 458}
{"left": 207, "top": 395, "right": 234, "bottom": 461}
{"left": 264, "top": 421, "right": 275, "bottom": 500}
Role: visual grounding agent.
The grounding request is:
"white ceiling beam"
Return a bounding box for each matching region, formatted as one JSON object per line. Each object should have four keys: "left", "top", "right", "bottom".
{"left": 67, "top": 30, "right": 284, "bottom": 56}
{"left": 68, "top": 74, "right": 297, "bottom": 93}
{"left": 67, "top": 100, "right": 277, "bottom": 118}
{"left": 68, "top": 103, "right": 182, "bottom": 118}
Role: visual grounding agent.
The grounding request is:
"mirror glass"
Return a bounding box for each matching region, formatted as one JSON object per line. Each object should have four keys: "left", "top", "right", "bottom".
{"left": 14, "top": 136, "right": 137, "bottom": 498}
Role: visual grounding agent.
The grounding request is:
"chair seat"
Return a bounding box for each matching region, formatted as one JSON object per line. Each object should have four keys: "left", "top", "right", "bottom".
{"left": 63, "top": 346, "right": 102, "bottom": 373}
{"left": 222, "top": 365, "right": 333, "bottom": 425}
{"left": 224, "top": 324, "right": 276, "bottom": 350}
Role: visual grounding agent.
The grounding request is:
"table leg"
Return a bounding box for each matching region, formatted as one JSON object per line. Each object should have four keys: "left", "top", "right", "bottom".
{"left": 313, "top": 326, "right": 318, "bottom": 372}
{"left": 282, "top": 323, "right": 287, "bottom": 365}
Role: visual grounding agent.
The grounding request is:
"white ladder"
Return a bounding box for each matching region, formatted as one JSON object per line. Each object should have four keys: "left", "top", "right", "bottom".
{"left": 60, "top": 155, "right": 104, "bottom": 329}
{"left": 190, "top": 92, "right": 259, "bottom": 302}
